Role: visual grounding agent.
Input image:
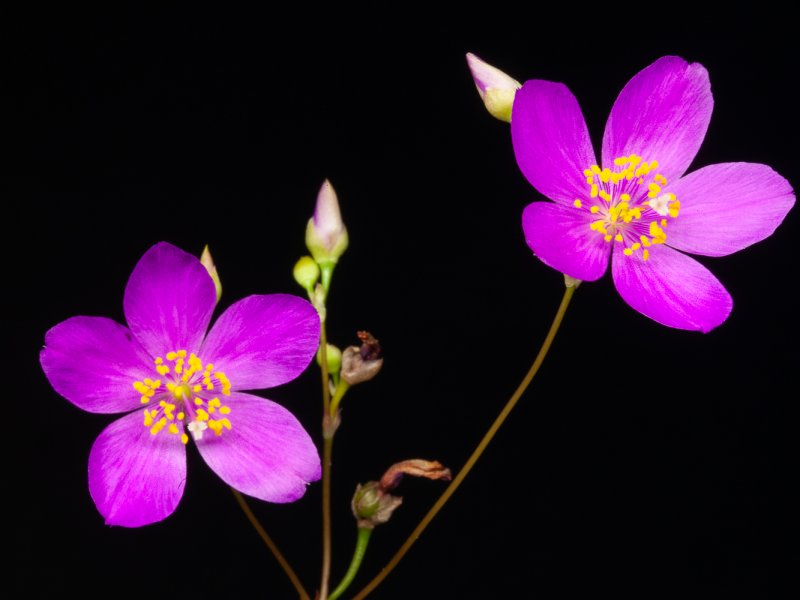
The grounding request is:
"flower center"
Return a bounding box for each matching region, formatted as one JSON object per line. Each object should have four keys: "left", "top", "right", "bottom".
{"left": 572, "top": 154, "right": 681, "bottom": 260}
{"left": 132, "top": 349, "right": 233, "bottom": 444}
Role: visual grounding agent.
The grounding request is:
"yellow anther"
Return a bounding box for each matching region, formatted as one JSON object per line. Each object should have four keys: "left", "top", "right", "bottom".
{"left": 205, "top": 364, "right": 214, "bottom": 371}
{"left": 156, "top": 365, "right": 170, "bottom": 376}
{"left": 155, "top": 357, "right": 163, "bottom": 365}
{"left": 221, "top": 418, "right": 232, "bottom": 431}
{"left": 133, "top": 381, "right": 149, "bottom": 394}
{"left": 584, "top": 168, "right": 593, "bottom": 177}
{"left": 573, "top": 199, "right": 582, "bottom": 208}
{"left": 220, "top": 406, "right": 231, "bottom": 415}
{"left": 194, "top": 397, "right": 204, "bottom": 406}
{"left": 643, "top": 249, "right": 650, "bottom": 261}
{"left": 610, "top": 172, "right": 622, "bottom": 185}
{"left": 208, "top": 398, "right": 221, "bottom": 408}
{"left": 591, "top": 183, "right": 599, "bottom": 198}
{"left": 144, "top": 411, "right": 154, "bottom": 427}
{"left": 181, "top": 433, "right": 189, "bottom": 445}
{"left": 647, "top": 183, "right": 661, "bottom": 198}
{"left": 640, "top": 235, "right": 651, "bottom": 247}
{"left": 650, "top": 161, "right": 659, "bottom": 170}
{"left": 590, "top": 205, "right": 600, "bottom": 214}
{"left": 150, "top": 380, "right": 160, "bottom": 389}
{"left": 654, "top": 174, "right": 667, "bottom": 185}
{"left": 177, "top": 350, "right": 187, "bottom": 358}
{"left": 197, "top": 409, "right": 210, "bottom": 421}
{"left": 193, "top": 384, "right": 202, "bottom": 392}
{"left": 631, "top": 243, "right": 641, "bottom": 251}
{"left": 143, "top": 378, "right": 153, "bottom": 387}
{"left": 613, "top": 156, "right": 628, "bottom": 166}
{"left": 614, "top": 233, "right": 623, "bottom": 242}
{"left": 599, "top": 168, "right": 611, "bottom": 183}
{"left": 599, "top": 190, "right": 611, "bottom": 202}
{"left": 629, "top": 155, "right": 641, "bottom": 165}
{"left": 604, "top": 234, "right": 613, "bottom": 242}
{"left": 166, "top": 352, "right": 178, "bottom": 361}
{"left": 150, "top": 417, "right": 167, "bottom": 435}
{"left": 168, "top": 423, "right": 179, "bottom": 435}
{"left": 620, "top": 193, "right": 631, "bottom": 201}
{"left": 661, "top": 218, "right": 668, "bottom": 226}
{"left": 206, "top": 382, "right": 213, "bottom": 390}
{"left": 586, "top": 176, "right": 594, "bottom": 184}
{"left": 623, "top": 248, "right": 633, "bottom": 256}
{"left": 140, "top": 396, "right": 150, "bottom": 404}
{"left": 590, "top": 165, "right": 601, "bottom": 174}
{"left": 174, "top": 359, "right": 183, "bottom": 374}
{"left": 177, "top": 412, "right": 185, "bottom": 420}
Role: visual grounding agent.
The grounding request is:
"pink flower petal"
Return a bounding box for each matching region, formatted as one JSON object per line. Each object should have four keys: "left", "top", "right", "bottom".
{"left": 124, "top": 242, "right": 217, "bottom": 359}
{"left": 88, "top": 410, "right": 187, "bottom": 527}
{"left": 40, "top": 316, "right": 152, "bottom": 413}
{"left": 665, "top": 163, "right": 795, "bottom": 256}
{"left": 194, "top": 392, "right": 321, "bottom": 503}
{"left": 522, "top": 202, "right": 610, "bottom": 281}
{"left": 611, "top": 244, "right": 732, "bottom": 332}
{"left": 602, "top": 56, "right": 712, "bottom": 183}
{"left": 200, "top": 294, "right": 320, "bottom": 391}
{"left": 511, "top": 80, "right": 597, "bottom": 206}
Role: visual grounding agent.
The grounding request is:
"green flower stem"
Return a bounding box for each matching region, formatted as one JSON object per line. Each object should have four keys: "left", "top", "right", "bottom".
{"left": 329, "top": 380, "right": 350, "bottom": 417}
{"left": 328, "top": 527, "right": 373, "bottom": 600}
{"left": 231, "top": 488, "right": 310, "bottom": 600}
{"left": 319, "top": 321, "right": 333, "bottom": 600}
{"left": 351, "top": 285, "right": 577, "bottom": 600}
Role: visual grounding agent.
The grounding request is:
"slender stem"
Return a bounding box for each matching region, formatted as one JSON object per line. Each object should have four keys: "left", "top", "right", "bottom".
{"left": 351, "top": 285, "right": 577, "bottom": 600}
{"left": 329, "top": 380, "right": 350, "bottom": 416}
{"left": 231, "top": 488, "right": 310, "bottom": 600}
{"left": 319, "top": 322, "right": 333, "bottom": 600}
{"left": 329, "top": 527, "right": 373, "bottom": 600}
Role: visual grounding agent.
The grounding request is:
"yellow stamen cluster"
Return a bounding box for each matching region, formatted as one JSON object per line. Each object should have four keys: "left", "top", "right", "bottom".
{"left": 575, "top": 155, "right": 681, "bottom": 261}
{"left": 132, "top": 349, "right": 234, "bottom": 444}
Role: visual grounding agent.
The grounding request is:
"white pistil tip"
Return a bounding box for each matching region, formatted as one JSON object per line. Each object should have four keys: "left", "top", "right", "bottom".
{"left": 187, "top": 420, "right": 208, "bottom": 441}
{"left": 647, "top": 194, "right": 672, "bottom": 217}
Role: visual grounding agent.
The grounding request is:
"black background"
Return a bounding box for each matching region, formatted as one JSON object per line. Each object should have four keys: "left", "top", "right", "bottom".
{"left": 9, "top": 5, "right": 797, "bottom": 599}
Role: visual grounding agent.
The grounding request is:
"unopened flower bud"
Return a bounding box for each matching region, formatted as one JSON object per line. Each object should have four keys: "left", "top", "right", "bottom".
{"left": 466, "top": 52, "right": 521, "bottom": 123}
{"left": 305, "top": 179, "right": 349, "bottom": 266}
{"left": 200, "top": 245, "right": 222, "bottom": 303}
{"left": 351, "top": 481, "right": 403, "bottom": 529}
{"left": 317, "top": 343, "right": 342, "bottom": 376}
{"left": 341, "top": 331, "right": 383, "bottom": 385}
{"left": 293, "top": 255, "right": 320, "bottom": 294}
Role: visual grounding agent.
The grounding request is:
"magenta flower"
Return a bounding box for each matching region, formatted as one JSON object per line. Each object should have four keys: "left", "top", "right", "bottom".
{"left": 40, "top": 242, "right": 322, "bottom": 527}
{"left": 512, "top": 55, "right": 794, "bottom": 331}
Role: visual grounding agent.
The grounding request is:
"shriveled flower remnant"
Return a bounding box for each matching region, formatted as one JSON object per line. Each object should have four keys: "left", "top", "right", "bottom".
{"left": 511, "top": 55, "right": 794, "bottom": 331}
{"left": 40, "top": 242, "right": 322, "bottom": 527}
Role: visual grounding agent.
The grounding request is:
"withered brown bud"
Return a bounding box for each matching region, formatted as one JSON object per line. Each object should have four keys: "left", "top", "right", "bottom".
{"left": 341, "top": 330, "right": 383, "bottom": 385}
{"left": 357, "top": 330, "right": 382, "bottom": 360}
{"left": 351, "top": 481, "right": 403, "bottom": 529}
{"left": 379, "top": 459, "right": 452, "bottom": 491}
{"left": 351, "top": 458, "right": 451, "bottom": 529}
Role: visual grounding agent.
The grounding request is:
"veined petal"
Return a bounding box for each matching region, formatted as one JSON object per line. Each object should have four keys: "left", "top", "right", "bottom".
{"left": 522, "top": 202, "right": 610, "bottom": 281}
{"left": 195, "top": 392, "right": 321, "bottom": 503}
{"left": 201, "top": 294, "right": 320, "bottom": 391}
{"left": 40, "top": 316, "right": 152, "bottom": 413}
{"left": 611, "top": 244, "right": 732, "bottom": 332}
{"left": 511, "top": 80, "right": 597, "bottom": 206}
{"left": 602, "top": 56, "right": 712, "bottom": 183}
{"left": 88, "top": 410, "right": 187, "bottom": 527}
{"left": 124, "top": 242, "right": 217, "bottom": 359}
{"left": 665, "top": 163, "right": 795, "bottom": 256}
